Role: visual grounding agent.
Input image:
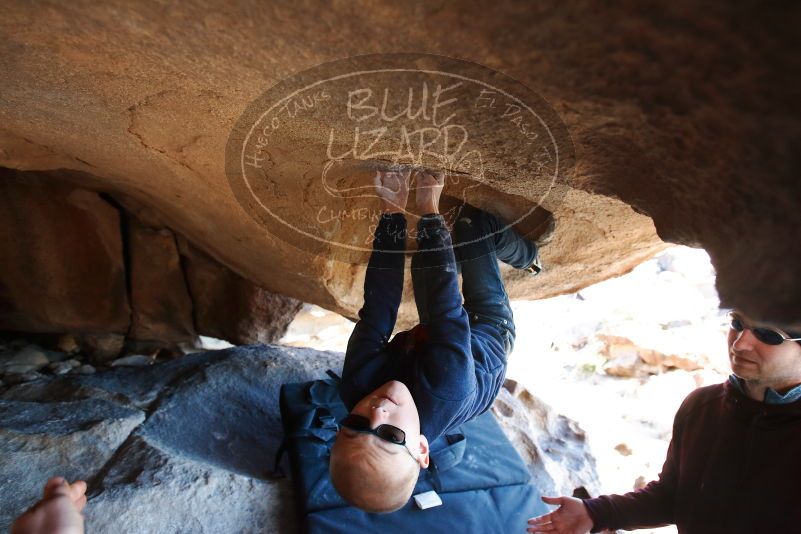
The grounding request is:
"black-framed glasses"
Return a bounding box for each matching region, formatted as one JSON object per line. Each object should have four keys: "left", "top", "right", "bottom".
{"left": 338, "top": 414, "right": 420, "bottom": 462}
{"left": 728, "top": 312, "right": 801, "bottom": 346}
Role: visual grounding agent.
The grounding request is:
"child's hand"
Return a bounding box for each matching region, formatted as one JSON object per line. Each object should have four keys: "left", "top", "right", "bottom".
{"left": 414, "top": 169, "right": 445, "bottom": 215}
{"left": 373, "top": 169, "right": 411, "bottom": 214}
{"left": 11, "top": 477, "right": 87, "bottom": 534}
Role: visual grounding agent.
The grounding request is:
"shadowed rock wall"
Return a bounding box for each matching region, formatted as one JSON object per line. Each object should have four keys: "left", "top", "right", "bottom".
{"left": 0, "top": 169, "right": 301, "bottom": 348}
{"left": 0, "top": 172, "right": 130, "bottom": 333}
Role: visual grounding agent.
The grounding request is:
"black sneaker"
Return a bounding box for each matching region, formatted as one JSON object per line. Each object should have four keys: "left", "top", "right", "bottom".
{"left": 522, "top": 215, "right": 553, "bottom": 276}
{"left": 522, "top": 256, "right": 543, "bottom": 276}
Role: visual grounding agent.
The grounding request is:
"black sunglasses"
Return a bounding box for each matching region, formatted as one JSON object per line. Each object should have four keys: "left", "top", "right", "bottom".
{"left": 339, "top": 414, "right": 406, "bottom": 444}
{"left": 729, "top": 313, "right": 801, "bottom": 346}
{"left": 338, "top": 414, "right": 420, "bottom": 462}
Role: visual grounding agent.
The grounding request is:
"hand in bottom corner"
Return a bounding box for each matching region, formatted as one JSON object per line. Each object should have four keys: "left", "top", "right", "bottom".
{"left": 11, "top": 477, "right": 87, "bottom": 534}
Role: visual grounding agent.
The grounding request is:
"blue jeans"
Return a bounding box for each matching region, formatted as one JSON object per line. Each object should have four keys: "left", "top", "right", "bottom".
{"left": 412, "top": 205, "right": 539, "bottom": 354}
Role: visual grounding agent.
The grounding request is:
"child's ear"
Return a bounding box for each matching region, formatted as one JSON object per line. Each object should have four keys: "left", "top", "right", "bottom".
{"left": 418, "top": 434, "right": 430, "bottom": 469}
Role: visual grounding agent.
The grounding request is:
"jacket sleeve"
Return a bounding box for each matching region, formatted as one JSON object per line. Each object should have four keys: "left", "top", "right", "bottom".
{"left": 340, "top": 212, "right": 407, "bottom": 410}
{"left": 413, "top": 214, "right": 475, "bottom": 400}
{"left": 582, "top": 391, "right": 692, "bottom": 532}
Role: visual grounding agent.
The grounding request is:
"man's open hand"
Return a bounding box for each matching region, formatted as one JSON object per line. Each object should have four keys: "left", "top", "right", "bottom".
{"left": 11, "top": 477, "right": 87, "bottom": 534}
{"left": 373, "top": 169, "right": 411, "bottom": 214}
{"left": 527, "top": 496, "right": 594, "bottom": 534}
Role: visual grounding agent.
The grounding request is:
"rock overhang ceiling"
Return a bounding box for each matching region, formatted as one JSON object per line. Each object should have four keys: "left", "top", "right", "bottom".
{"left": 0, "top": 1, "right": 798, "bottom": 330}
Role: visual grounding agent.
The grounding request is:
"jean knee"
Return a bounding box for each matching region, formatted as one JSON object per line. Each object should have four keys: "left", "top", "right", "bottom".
{"left": 455, "top": 211, "right": 495, "bottom": 240}
{"left": 454, "top": 214, "right": 474, "bottom": 232}
{"left": 498, "top": 326, "right": 515, "bottom": 355}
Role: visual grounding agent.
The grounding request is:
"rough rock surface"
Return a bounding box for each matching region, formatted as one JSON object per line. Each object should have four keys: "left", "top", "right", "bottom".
{"left": 0, "top": 170, "right": 300, "bottom": 346}
{"left": 75, "top": 333, "right": 126, "bottom": 366}
{"left": 177, "top": 238, "right": 303, "bottom": 345}
{"left": 0, "top": 344, "right": 596, "bottom": 533}
{"left": 127, "top": 218, "right": 197, "bottom": 346}
{"left": 492, "top": 379, "right": 601, "bottom": 498}
{"left": 2, "top": 3, "right": 798, "bottom": 326}
{"left": 0, "top": 170, "right": 130, "bottom": 333}
{"left": 0, "top": 345, "right": 343, "bottom": 533}
{"left": 0, "top": 398, "right": 145, "bottom": 530}
{"left": 598, "top": 334, "right": 708, "bottom": 378}
{"left": 0, "top": 345, "right": 50, "bottom": 375}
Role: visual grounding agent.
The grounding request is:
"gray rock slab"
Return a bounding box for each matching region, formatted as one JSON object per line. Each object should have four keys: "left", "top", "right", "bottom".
{"left": 492, "top": 380, "right": 601, "bottom": 498}
{"left": 3, "top": 370, "right": 47, "bottom": 385}
{"left": 135, "top": 345, "right": 344, "bottom": 478}
{"left": 0, "top": 343, "right": 343, "bottom": 533}
{"left": 43, "top": 349, "right": 72, "bottom": 363}
{"left": 0, "top": 398, "right": 145, "bottom": 531}
{"left": 85, "top": 436, "right": 296, "bottom": 534}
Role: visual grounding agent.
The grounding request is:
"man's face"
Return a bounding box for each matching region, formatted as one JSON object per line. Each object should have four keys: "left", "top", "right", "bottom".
{"left": 344, "top": 380, "right": 429, "bottom": 467}
{"left": 728, "top": 310, "right": 801, "bottom": 389}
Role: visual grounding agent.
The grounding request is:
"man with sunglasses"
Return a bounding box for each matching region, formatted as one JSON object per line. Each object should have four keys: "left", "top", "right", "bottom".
{"left": 526, "top": 310, "right": 801, "bottom": 534}
{"left": 330, "top": 167, "right": 541, "bottom": 513}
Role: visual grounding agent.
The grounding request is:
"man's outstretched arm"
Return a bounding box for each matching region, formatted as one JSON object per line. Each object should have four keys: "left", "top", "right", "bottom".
{"left": 340, "top": 170, "right": 410, "bottom": 409}
{"left": 578, "top": 391, "right": 688, "bottom": 532}
{"left": 527, "top": 390, "right": 690, "bottom": 534}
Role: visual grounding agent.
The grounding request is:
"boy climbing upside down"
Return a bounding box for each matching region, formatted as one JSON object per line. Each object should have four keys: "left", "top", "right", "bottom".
{"left": 330, "top": 167, "right": 542, "bottom": 513}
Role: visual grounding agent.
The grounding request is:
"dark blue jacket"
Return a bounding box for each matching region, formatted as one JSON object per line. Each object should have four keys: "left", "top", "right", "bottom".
{"left": 340, "top": 212, "right": 508, "bottom": 441}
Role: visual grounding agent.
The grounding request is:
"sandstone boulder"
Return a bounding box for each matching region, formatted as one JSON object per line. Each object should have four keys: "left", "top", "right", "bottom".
{"left": 76, "top": 333, "right": 126, "bottom": 366}
{"left": 0, "top": 169, "right": 130, "bottom": 333}
{"left": 0, "top": 170, "right": 301, "bottom": 348}
{"left": 177, "top": 238, "right": 302, "bottom": 344}
{"left": 1, "top": 3, "right": 798, "bottom": 327}
{"left": 598, "top": 334, "right": 708, "bottom": 378}
{"left": 127, "top": 218, "right": 197, "bottom": 347}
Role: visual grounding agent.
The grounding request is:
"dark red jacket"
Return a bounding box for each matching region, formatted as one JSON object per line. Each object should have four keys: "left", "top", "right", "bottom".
{"left": 583, "top": 381, "right": 801, "bottom": 533}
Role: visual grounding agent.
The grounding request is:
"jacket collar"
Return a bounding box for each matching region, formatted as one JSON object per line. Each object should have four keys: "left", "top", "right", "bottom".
{"left": 728, "top": 374, "right": 801, "bottom": 405}
{"left": 724, "top": 380, "right": 801, "bottom": 422}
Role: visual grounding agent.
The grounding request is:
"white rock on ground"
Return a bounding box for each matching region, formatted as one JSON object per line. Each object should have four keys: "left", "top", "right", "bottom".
{"left": 109, "top": 354, "right": 153, "bottom": 367}
{"left": 0, "top": 346, "right": 50, "bottom": 375}
{"left": 47, "top": 361, "right": 74, "bottom": 375}
{"left": 75, "top": 364, "right": 96, "bottom": 375}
